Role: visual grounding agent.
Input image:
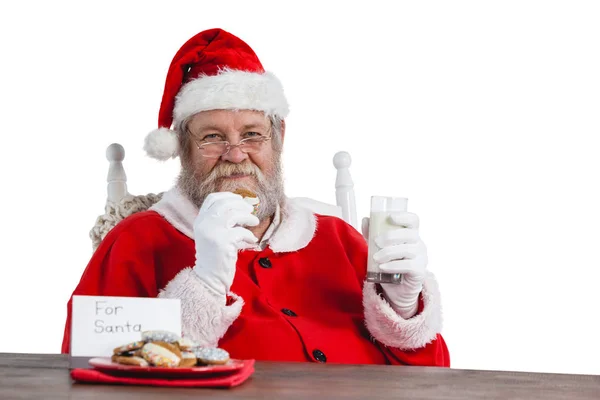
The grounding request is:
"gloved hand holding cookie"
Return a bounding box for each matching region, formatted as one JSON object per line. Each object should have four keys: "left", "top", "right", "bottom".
{"left": 110, "top": 330, "right": 231, "bottom": 368}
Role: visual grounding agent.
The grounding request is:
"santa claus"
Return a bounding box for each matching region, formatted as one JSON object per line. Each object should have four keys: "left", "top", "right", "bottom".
{"left": 62, "top": 28, "right": 449, "bottom": 367}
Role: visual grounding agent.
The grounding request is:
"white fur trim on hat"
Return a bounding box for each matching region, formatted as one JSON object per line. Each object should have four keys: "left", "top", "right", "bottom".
{"left": 144, "top": 127, "right": 180, "bottom": 160}
{"left": 173, "top": 68, "right": 289, "bottom": 123}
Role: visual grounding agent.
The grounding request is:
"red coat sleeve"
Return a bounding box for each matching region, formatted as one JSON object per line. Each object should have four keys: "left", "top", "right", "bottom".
{"left": 335, "top": 217, "right": 451, "bottom": 368}
{"left": 379, "top": 333, "right": 450, "bottom": 367}
{"left": 60, "top": 223, "right": 159, "bottom": 353}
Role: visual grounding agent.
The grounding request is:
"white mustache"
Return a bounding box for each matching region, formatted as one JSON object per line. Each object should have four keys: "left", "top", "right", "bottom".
{"left": 207, "top": 162, "right": 263, "bottom": 181}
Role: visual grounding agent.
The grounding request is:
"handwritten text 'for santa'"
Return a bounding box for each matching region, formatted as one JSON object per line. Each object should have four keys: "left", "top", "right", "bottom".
{"left": 70, "top": 295, "right": 181, "bottom": 358}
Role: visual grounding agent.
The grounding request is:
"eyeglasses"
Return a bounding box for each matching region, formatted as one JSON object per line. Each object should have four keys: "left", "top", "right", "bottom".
{"left": 188, "top": 129, "right": 272, "bottom": 158}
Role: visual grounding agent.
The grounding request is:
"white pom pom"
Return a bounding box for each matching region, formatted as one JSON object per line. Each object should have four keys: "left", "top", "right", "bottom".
{"left": 143, "top": 128, "right": 180, "bottom": 160}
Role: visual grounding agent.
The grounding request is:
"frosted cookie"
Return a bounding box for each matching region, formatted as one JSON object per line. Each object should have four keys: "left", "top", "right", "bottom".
{"left": 141, "top": 330, "right": 180, "bottom": 343}
{"left": 234, "top": 189, "right": 259, "bottom": 215}
{"left": 141, "top": 342, "right": 181, "bottom": 367}
{"left": 193, "top": 347, "right": 230, "bottom": 365}
{"left": 177, "top": 337, "right": 199, "bottom": 351}
{"left": 154, "top": 341, "right": 182, "bottom": 359}
{"left": 111, "top": 354, "right": 149, "bottom": 367}
{"left": 179, "top": 351, "right": 198, "bottom": 367}
{"left": 113, "top": 341, "right": 145, "bottom": 355}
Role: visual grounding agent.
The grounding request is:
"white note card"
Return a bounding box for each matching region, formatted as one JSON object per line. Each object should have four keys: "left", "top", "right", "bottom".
{"left": 71, "top": 295, "right": 181, "bottom": 357}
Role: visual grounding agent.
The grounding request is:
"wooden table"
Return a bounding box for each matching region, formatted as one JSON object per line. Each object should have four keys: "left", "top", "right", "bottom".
{"left": 1, "top": 353, "right": 599, "bottom": 400}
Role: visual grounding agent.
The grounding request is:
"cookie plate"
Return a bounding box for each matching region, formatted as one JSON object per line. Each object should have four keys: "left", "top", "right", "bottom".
{"left": 88, "top": 357, "right": 246, "bottom": 378}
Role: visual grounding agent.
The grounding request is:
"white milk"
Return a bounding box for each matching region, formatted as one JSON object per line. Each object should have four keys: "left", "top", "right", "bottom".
{"left": 366, "top": 197, "right": 407, "bottom": 284}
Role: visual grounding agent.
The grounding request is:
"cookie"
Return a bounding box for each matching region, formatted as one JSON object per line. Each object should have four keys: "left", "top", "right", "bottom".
{"left": 177, "top": 337, "right": 199, "bottom": 351}
{"left": 141, "top": 330, "right": 180, "bottom": 343}
{"left": 193, "top": 347, "right": 230, "bottom": 365}
{"left": 111, "top": 355, "right": 149, "bottom": 367}
{"left": 179, "top": 351, "right": 198, "bottom": 367}
{"left": 234, "top": 189, "right": 259, "bottom": 215}
{"left": 154, "top": 341, "right": 182, "bottom": 358}
{"left": 113, "top": 341, "right": 145, "bottom": 355}
{"left": 141, "top": 342, "right": 182, "bottom": 368}
{"left": 233, "top": 188, "right": 256, "bottom": 198}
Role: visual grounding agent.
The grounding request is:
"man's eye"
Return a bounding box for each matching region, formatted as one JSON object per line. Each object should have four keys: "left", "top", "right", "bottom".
{"left": 244, "top": 132, "right": 261, "bottom": 138}
{"left": 202, "top": 134, "right": 222, "bottom": 141}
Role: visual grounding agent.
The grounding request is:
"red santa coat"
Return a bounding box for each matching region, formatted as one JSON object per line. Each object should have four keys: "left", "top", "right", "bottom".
{"left": 62, "top": 188, "right": 449, "bottom": 367}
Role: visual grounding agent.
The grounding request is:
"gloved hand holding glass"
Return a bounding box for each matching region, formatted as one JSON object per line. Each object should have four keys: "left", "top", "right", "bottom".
{"left": 363, "top": 196, "right": 428, "bottom": 319}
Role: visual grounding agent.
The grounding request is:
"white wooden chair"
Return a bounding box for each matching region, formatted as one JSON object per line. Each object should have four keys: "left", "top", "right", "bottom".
{"left": 90, "top": 143, "right": 358, "bottom": 250}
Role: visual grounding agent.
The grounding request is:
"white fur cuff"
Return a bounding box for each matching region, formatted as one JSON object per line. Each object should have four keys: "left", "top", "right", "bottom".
{"left": 363, "top": 272, "right": 443, "bottom": 350}
{"left": 158, "top": 267, "right": 244, "bottom": 347}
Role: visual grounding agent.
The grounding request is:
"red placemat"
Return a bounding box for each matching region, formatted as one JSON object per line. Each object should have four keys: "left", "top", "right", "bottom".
{"left": 70, "top": 359, "right": 255, "bottom": 388}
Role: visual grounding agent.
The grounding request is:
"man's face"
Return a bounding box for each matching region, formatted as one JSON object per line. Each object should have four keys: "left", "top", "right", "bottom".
{"left": 177, "top": 109, "right": 285, "bottom": 220}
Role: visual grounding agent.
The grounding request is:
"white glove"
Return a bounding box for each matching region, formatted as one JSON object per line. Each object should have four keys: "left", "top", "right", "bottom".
{"left": 362, "top": 213, "right": 428, "bottom": 319}
{"left": 193, "top": 192, "right": 259, "bottom": 298}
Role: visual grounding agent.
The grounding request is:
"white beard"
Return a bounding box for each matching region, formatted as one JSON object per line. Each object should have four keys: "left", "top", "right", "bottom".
{"left": 177, "top": 154, "right": 285, "bottom": 221}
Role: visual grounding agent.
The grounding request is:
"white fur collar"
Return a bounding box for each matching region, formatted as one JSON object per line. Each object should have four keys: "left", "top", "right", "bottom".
{"left": 149, "top": 187, "right": 317, "bottom": 253}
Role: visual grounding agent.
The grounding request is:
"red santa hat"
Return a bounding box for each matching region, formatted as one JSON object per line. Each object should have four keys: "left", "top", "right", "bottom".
{"left": 143, "top": 28, "right": 290, "bottom": 160}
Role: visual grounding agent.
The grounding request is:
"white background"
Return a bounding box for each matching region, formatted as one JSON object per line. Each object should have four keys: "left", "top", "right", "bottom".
{"left": 1, "top": 0, "right": 599, "bottom": 375}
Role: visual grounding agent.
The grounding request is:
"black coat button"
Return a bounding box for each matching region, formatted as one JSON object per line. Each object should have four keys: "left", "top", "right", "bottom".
{"left": 258, "top": 257, "right": 272, "bottom": 268}
{"left": 281, "top": 308, "right": 297, "bottom": 317}
{"left": 313, "top": 349, "right": 327, "bottom": 363}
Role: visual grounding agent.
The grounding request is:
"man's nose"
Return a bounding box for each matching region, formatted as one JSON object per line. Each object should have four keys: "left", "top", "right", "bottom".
{"left": 221, "top": 145, "right": 248, "bottom": 163}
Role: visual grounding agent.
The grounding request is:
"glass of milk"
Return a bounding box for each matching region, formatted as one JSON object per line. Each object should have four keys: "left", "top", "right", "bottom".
{"left": 366, "top": 196, "right": 408, "bottom": 284}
